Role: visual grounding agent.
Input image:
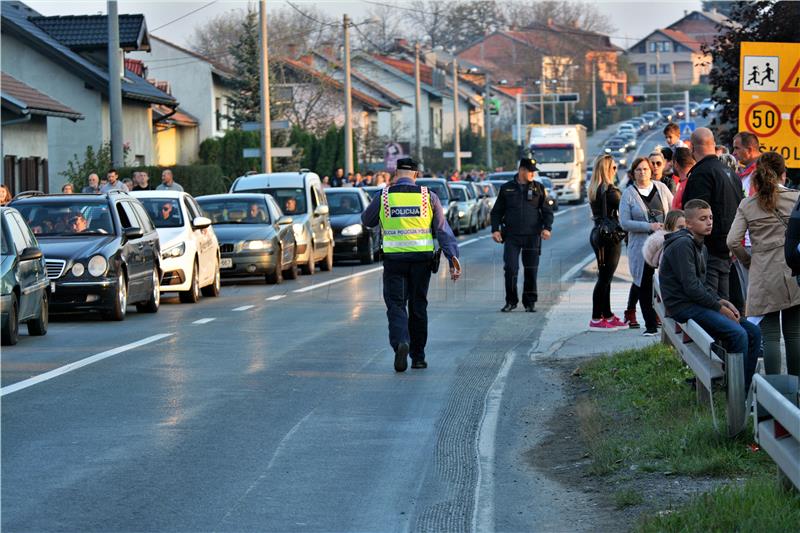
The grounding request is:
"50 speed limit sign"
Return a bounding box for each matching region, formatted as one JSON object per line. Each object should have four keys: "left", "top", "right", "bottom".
{"left": 744, "top": 101, "right": 782, "bottom": 137}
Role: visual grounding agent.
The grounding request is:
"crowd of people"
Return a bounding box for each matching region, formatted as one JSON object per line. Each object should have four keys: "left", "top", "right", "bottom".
{"left": 318, "top": 166, "right": 495, "bottom": 189}
{"left": 588, "top": 123, "right": 800, "bottom": 390}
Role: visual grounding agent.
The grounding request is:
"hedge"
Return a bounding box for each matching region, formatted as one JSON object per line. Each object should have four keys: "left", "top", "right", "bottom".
{"left": 117, "top": 165, "right": 228, "bottom": 197}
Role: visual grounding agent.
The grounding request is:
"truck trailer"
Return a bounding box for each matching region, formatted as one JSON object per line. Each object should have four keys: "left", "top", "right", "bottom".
{"left": 528, "top": 125, "right": 587, "bottom": 204}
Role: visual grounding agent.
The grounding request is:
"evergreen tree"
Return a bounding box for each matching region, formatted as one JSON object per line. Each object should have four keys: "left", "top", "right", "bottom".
{"left": 227, "top": 7, "right": 260, "bottom": 126}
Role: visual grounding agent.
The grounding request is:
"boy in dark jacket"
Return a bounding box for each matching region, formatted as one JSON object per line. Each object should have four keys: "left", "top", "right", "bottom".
{"left": 659, "top": 199, "right": 761, "bottom": 390}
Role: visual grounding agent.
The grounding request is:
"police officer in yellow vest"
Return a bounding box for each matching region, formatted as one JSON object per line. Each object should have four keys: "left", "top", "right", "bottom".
{"left": 362, "top": 158, "right": 461, "bottom": 372}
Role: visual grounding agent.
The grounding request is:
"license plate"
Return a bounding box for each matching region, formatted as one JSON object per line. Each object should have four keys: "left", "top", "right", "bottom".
{"left": 220, "top": 258, "right": 233, "bottom": 269}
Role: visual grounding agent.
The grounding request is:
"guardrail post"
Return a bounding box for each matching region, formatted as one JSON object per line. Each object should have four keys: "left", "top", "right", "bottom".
{"left": 726, "top": 352, "right": 746, "bottom": 437}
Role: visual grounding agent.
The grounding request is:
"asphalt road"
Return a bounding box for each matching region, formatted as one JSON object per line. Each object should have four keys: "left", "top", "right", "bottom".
{"left": 3, "top": 119, "right": 696, "bottom": 532}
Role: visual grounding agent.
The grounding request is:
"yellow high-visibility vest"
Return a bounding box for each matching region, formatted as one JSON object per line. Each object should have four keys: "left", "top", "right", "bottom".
{"left": 379, "top": 186, "right": 434, "bottom": 254}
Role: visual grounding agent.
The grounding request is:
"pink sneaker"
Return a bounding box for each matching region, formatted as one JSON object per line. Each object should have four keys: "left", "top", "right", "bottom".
{"left": 589, "top": 318, "right": 618, "bottom": 331}
{"left": 606, "top": 315, "right": 626, "bottom": 328}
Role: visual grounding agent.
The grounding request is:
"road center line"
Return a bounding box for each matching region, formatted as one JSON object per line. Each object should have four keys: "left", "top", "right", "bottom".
{"left": 265, "top": 295, "right": 287, "bottom": 301}
{"left": 232, "top": 305, "right": 255, "bottom": 311}
{"left": 0, "top": 333, "right": 174, "bottom": 397}
{"left": 192, "top": 318, "right": 216, "bottom": 324}
{"left": 293, "top": 266, "right": 385, "bottom": 293}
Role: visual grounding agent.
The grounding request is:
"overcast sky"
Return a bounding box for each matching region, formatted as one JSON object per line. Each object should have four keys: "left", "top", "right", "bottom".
{"left": 23, "top": 0, "right": 706, "bottom": 50}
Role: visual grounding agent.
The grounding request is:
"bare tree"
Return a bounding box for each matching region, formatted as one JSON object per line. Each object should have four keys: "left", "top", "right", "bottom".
{"left": 407, "top": 0, "right": 452, "bottom": 49}
{"left": 187, "top": 9, "right": 244, "bottom": 69}
{"left": 358, "top": 3, "right": 403, "bottom": 53}
{"left": 504, "top": 0, "right": 616, "bottom": 35}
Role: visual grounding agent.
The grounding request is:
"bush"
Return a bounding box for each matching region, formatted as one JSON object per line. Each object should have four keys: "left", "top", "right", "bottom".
{"left": 117, "top": 165, "right": 227, "bottom": 196}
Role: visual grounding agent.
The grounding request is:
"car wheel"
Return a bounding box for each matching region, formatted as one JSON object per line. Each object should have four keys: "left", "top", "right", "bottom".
{"left": 27, "top": 291, "right": 48, "bottom": 336}
{"left": 136, "top": 268, "right": 160, "bottom": 313}
{"left": 1, "top": 293, "right": 19, "bottom": 346}
{"left": 180, "top": 261, "right": 201, "bottom": 303}
{"left": 105, "top": 273, "right": 128, "bottom": 321}
{"left": 284, "top": 251, "right": 299, "bottom": 280}
{"left": 301, "top": 243, "right": 315, "bottom": 275}
{"left": 201, "top": 260, "right": 221, "bottom": 297}
{"left": 360, "top": 236, "right": 375, "bottom": 265}
{"left": 266, "top": 248, "right": 283, "bottom": 284}
{"left": 321, "top": 242, "right": 334, "bottom": 271}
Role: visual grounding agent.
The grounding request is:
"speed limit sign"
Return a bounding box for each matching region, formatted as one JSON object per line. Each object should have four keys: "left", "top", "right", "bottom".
{"left": 744, "top": 101, "right": 782, "bottom": 137}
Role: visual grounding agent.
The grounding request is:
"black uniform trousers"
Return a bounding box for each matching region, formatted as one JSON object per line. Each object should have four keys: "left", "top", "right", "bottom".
{"left": 503, "top": 234, "right": 541, "bottom": 307}
{"left": 383, "top": 260, "right": 432, "bottom": 361}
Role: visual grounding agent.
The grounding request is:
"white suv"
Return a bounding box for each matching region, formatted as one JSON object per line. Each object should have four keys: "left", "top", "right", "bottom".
{"left": 131, "top": 190, "right": 221, "bottom": 302}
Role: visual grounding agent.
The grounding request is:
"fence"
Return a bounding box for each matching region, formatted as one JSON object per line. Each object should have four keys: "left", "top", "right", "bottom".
{"left": 752, "top": 374, "right": 800, "bottom": 491}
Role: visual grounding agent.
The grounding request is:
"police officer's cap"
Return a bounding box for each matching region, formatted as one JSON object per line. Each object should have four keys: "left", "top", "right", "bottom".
{"left": 518, "top": 157, "right": 538, "bottom": 171}
{"left": 396, "top": 158, "right": 419, "bottom": 171}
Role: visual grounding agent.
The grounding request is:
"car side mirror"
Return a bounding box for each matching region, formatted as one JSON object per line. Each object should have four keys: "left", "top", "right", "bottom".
{"left": 278, "top": 216, "right": 293, "bottom": 225}
{"left": 314, "top": 205, "right": 329, "bottom": 217}
{"left": 192, "top": 216, "right": 212, "bottom": 229}
{"left": 123, "top": 227, "right": 144, "bottom": 240}
{"left": 19, "top": 246, "right": 43, "bottom": 262}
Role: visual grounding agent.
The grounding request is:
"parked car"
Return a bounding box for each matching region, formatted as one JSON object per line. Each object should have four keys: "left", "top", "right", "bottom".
{"left": 688, "top": 101, "right": 700, "bottom": 116}
{"left": 324, "top": 188, "right": 381, "bottom": 264}
{"left": 699, "top": 98, "right": 716, "bottom": 115}
{"left": 11, "top": 191, "right": 161, "bottom": 321}
{"left": 642, "top": 111, "right": 662, "bottom": 128}
{"left": 616, "top": 123, "right": 638, "bottom": 137}
{"left": 1, "top": 206, "right": 49, "bottom": 345}
{"left": 229, "top": 171, "right": 333, "bottom": 274}
{"left": 618, "top": 131, "right": 637, "bottom": 150}
{"left": 448, "top": 183, "right": 481, "bottom": 234}
{"left": 673, "top": 104, "right": 687, "bottom": 120}
{"left": 196, "top": 193, "right": 297, "bottom": 284}
{"left": 361, "top": 186, "right": 383, "bottom": 201}
{"left": 416, "top": 177, "right": 459, "bottom": 232}
{"left": 535, "top": 176, "right": 560, "bottom": 212}
{"left": 603, "top": 138, "right": 628, "bottom": 167}
{"left": 131, "top": 190, "right": 220, "bottom": 303}
{"left": 465, "top": 181, "right": 490, "bottom": 229}
{"left": 627, "top": 117, "right": 647, "bottom": 134}
{"left": 659, "top": 107, "right": 677, "bottom": 122}
{"left": 477, "top": 181, "right": 498, "bottom": 218}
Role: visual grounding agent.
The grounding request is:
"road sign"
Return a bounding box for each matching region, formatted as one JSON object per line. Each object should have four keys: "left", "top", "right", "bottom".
{"left": 739, "top": 42, "right": 800, "bottom": 168}
{"left": 442, "top": 151, "right": 472, "bottom": 158}
{"left": 243, "top": 147, "right": 293, "bottom": 158}
{"left": 557, "top": 93, "right": 580, "bottom": 103}
{"left": 680, "top": 120, "right": 696, "bottom": 139}
{"left": 242, "top": 120, "right": 290, "bottom": 132}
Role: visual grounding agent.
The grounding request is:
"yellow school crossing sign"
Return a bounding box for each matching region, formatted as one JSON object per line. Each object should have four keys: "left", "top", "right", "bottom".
{"left": 739, "top": 42, "right": 800, "bottom": 168}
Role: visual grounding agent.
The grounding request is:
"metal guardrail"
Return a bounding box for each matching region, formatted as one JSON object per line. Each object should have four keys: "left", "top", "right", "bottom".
{"left": 653, "top": 276, "right": 747, "bottom": 437}
{"left": 752, "top": 374, "right": 800, "bottom": 491}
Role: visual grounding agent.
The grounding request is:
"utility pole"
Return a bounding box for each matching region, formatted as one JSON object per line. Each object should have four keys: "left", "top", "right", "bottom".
{"left": 539, "top": 69, "right": 545, "bottom": 124}
{"left": 655, "top": 48, "right": 661, "bottom": 112}
{"left": 515, "top": 92, "right": 522, "bottom": 149}
{"left": 414, "top": 43, "right": 423, "bottom": 167}
{"left": 485, "top": 74, "right": 492, "bottom": 169}
{"left": 592, "top": 61, "right": 597, "bottom": 133}
{"left": 107, "top": 1, "right": 123, "bottom": 167}
{"left": 343, "top": 14, "right": 354, "bottom": 175}
{"left": 452, "top": 58, "right": 461, "bottom": 173}
{"left": 562, "top": 70, "right": 569, "bottom": 125}
{"left": 259, "top": 0, "right": 272, "bottom": 173}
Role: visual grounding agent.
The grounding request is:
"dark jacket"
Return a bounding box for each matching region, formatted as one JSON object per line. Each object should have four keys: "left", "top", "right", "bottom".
{"left": 659, "top": 229, "right": 721, "bottom": 316}
{"left": 490, "top": 177, "right": 554, "bottom": 236}
{"left": 681, "top": 155, "right": 743, "bottom": 258}
{"left": 787, "top": 195, "right": 800, "bottom": 276}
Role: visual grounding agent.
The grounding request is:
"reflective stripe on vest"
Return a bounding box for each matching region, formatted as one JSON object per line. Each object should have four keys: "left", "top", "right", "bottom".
{"left": 379, "top": 186, "right": 434, "bottom": 254}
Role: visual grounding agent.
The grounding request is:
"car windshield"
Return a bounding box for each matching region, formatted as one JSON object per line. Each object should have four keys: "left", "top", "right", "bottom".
{"left": 1, "top": 223, "right": 9, "bottom": 255}
{"left": 237, "top": 188, "right": 306, "bottom": 214}
{"left": 451, "top": 187, "right": 467, "bottom": 202}
{"left": 197, "top": 199, "right": 270, "bottom": 224}
{"left": 480, "top": 184, "right": 495, "bottom": 197}
{"left": 327, "top": 192, "right": 363, "bottom": 215}
{"left": 139, "top": 198, "right": 184, "bottom": 228}
{"left": 536, "top": 177, "right": 553, "bottom": 189}
{"left": 15, "top": 201, "right": 113, "bottom": 236}
{"left": 417, "top": 180, "right": 449, "bottom": 202}
{"left": 531, "top": 146, "right": 574, "bottom": 163}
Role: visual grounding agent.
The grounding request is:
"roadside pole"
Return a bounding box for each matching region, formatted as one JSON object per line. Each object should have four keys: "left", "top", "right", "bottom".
{"left": 343, "top": 14, "right": 353, "bottom": 175}
{"left": 107, "top": 0, "right": 123, "bottom": 167}
{"left": 259, "top": 0, "right": 272, "bottom": 173}
{"left": 485, "top": 74, "right": 492, "bottom": 169}
{"left": 414, "top": 43, "right": 423, "bottom": 167}
{"left": 453, "top": 58, "right": 461, "bottom": 172}
{"left": 591, "top": 60, "right": 597, "bottom": 132}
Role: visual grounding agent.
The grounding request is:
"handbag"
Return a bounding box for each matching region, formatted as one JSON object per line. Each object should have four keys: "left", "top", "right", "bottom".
{"left": 595, "top": 184, "right": 626, "bottom": 245}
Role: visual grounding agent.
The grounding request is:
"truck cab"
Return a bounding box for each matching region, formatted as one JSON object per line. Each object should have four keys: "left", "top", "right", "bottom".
{"left": 529, "top": 125, "right": 587, "bottom": 204}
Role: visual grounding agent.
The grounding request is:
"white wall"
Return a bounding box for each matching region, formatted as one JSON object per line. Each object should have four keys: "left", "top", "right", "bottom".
{"left": 1, "top": 116, "right": 49, "bottom": 159}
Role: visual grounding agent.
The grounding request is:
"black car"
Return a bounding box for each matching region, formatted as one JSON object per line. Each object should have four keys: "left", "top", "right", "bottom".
{"left": 10, "top": 191, "right": 161, "bottom": 320}
{"left": 325, "top": 188, "right": 381, "bottom": 264}
{"left": 196, "top": 193, "right": 297, "bottom": 284}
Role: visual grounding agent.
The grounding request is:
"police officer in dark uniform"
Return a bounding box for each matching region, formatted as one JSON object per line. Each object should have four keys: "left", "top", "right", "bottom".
{"left": 362, "top": 158, "right": 461, "bottom": 372}
{"left": 490, "top": 157, "right": 554, "bottom": 312}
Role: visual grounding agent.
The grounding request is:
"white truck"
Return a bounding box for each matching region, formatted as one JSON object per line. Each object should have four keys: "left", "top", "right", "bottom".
{"left": 528, "top": 125, "right": 587, "bottom": 204}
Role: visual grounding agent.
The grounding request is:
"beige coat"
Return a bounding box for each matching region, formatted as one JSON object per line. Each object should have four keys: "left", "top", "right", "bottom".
{"left": 726, "top": 188, "right": 800, "bottom": 316}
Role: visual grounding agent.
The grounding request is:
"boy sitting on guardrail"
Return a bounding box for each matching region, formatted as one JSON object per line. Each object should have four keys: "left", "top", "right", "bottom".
{"left": 659, "top": 199, "right": 761, "bottom": 390}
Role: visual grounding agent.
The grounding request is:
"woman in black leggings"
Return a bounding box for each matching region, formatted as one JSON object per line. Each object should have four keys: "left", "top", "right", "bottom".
{"left": 588, "top": 155, "right": 625, "bottom": 331}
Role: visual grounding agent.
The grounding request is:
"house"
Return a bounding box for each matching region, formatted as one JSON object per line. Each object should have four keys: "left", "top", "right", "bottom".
{"left": 2, "top": 72, "right": 83, "bottom": 193}
{"left": 626, "top": 11, "right": 727, "bottom": 85}
{"left": 457, "top": 23, "right": 627, "bottom": 107}
{"left": 1, "top": 1, "right": 176, "bottom": 191}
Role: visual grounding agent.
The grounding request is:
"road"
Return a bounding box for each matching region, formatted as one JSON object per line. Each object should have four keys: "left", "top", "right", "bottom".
{"left": 1, "top": 120, "right": 697, "bottom": 532}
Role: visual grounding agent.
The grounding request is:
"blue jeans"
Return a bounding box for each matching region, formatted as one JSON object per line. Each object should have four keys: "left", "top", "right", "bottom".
{"left": 671, "top": 304, "right": 762, "bottom": 390}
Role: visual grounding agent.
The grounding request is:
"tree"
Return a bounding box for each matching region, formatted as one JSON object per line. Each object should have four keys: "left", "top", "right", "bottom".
{"left": 360, "top": 3, "right": 403, "bottom": 53}
{"left": 705, "top": 1, "right": 799, "bottom": 144}
{"left": 503, "top": 0, "right": 616, "bottom": 35}
{"left": 226, "top": 7, "right": 261, "bottom": 125}
{"left": 407, "top": 0, "right": 452, "bottom": 49}
{"left": 187, "top": 10, "right": 242, "bottom": 70}
{"left": 702, "top": 1, "right": 738, "bottom": 17}
{"left": 439, "top": 1, "right": 507, "bottom": 51}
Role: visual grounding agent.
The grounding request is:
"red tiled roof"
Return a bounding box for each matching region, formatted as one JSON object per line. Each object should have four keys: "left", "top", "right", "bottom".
{"left": 280, "top": 58, "right": 390, "bottom": 110}
{"left": 125, "top": 58, "right": 145, "bottom": 77}
{"left": 153, "top": 104, "right": 198, "bottom": 127}
{"left": 1, "top": 72, "right": 83, "bottom": 119}
{"left": 658, "top": 29, "right": 703, "bottom": 53}
{"left": 372, "top": 54, "right": 434, "bottom": 86}
{"left": 310, "top": 52, "right": 410, "bottom": 106}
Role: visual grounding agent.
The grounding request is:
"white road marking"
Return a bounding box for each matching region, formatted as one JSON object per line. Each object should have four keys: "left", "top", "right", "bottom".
{"left": 265, "top": 295, "right": 287, "bottom": 301}
{"left": 560, "top": 252, "right": 596, "bottom": 283}
{"left": 472, "top": 347, "right": 519, "bottom": 533}
{"left": 293, "top": 266, "right": 384, "bottom": 293}
{"left": 192, "top": 318, "right": 216, "bottom": 325}
{"left": 553, "top": 204, "right": 588, "bottom": 218}
{"left": 0, "top": 333, "right": 174, "bottom": 397}
{"left": 232, "top": 305, "right": 255, "bottom": 311}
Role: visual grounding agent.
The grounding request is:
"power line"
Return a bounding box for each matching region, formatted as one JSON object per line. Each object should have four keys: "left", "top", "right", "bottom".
{"left": 285, "top": 1, "right": 338, "bottom": 28}
{"left": 150, "top": 0, "right": 219, "bottom": 32}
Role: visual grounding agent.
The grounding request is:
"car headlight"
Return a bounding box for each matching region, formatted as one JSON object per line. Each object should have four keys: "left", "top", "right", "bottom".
{"left": 458, "top": 211, "right": 465, "bottom": 218}
{"left": 341, "top": 224, "right": 363, "bottom": 237}
{"left": 88, "top": 255, "right": 107, "bottom": 277}
{"left": 604, "top": 148, "right": 611, "bottom": 153}
{"left": 245, "top": 240, "right": 272, "bottom": 251}
{"left": 161, "top": 242, "right": 186, "bottom": 259}
{"left": 71, "top": 262, "right": 85, "bottom": 277}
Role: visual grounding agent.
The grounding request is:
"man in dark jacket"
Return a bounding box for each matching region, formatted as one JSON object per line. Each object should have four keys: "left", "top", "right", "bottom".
{"left": 681, "top": 127, "right": 744, "bottom": 302}
{"left": 786, "top": 195, "right": 800, "bottom": 282}
{"left": 490, "top": 158, "right": 554, "bottom": 312}
{"left": 659, "top": 199, "right": 760, "bottom": 390}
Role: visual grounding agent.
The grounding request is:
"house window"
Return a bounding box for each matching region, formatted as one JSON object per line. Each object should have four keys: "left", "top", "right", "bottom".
{"left": 649, "top": 42, "right": 657, "bottom": 53}
{"left": 662, "top": 42, "right": 671, "bottom": 53}
{"left": 637, "top": 64, "right": 647, "bottom": 76}
{"left": 661, "top": 64, "right": 671, "bottom": 74}
{"left": 649, "top": 64, "right": 658, "bottom": 75}
{"left": 134, "top": 155, "right": 145, "bottom": 166}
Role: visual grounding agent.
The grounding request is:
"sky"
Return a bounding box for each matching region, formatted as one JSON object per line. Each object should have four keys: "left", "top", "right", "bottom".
{"left": 22, "top": 0, "right": 706, "bottom": 50}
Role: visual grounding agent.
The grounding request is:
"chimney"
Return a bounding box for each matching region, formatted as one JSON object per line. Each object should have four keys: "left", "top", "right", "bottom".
{"left": 287, "top": 43, "right": 299, "bottom": 59}
{"left": 320, "top": 40, "right": 334, "bottom": 59}
{"left": 547, "top": 18, "right": 555, "bottom": 28}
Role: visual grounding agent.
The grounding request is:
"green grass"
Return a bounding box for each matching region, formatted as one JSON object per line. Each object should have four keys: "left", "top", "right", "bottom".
{"left": 614, "top": 488, "right": 644, "bottom": 510}
{"left": 636, "top": 475, "right": 800, "bottom": 533}
{"left": 578, "top": 343, "right": 774, "bottom": 477}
